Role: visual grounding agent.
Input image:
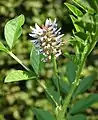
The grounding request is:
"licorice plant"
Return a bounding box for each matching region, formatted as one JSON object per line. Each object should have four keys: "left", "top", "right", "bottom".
{"left": 0, "top": 0, "right": 98, "bottom": 120}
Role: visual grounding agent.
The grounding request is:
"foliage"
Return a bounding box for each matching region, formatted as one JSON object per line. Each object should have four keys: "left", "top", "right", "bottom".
{"left": 0, "top": 0, "right": 98, "bottom": 120}
{"left": 0, "top": 1, "right": 69, "bottom": 120}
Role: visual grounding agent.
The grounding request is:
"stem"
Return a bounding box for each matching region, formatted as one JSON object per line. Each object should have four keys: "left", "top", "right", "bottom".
{"left": 52, "top": 55, "right": 61, "bottom": 105}
{"left": 37, "top": 79, "right": 60, "bottom": 119}
{"left": 57, "top": 53, "right": 87, "bottom": 120}
{"left": 37, "top": 79, "right": 59, "bottom": 108}
{"left": 8, "top": 51, "right": 30, "bottom": 71}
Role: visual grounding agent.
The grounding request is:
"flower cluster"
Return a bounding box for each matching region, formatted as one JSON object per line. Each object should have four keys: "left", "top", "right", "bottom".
{"left": 29, "top": 18, "right": 64, "bottom": 61}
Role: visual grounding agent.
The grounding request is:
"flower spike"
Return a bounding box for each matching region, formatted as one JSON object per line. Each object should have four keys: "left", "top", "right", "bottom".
{"left": 29, "top": 18, "right": 64, "bottom": 61}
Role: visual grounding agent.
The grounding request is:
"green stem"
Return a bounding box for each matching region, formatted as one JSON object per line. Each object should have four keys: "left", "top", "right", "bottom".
{"left": 52, "top": 55, "right": 61, "bottom": 105}
{"left": 37, "top": 79, "right": 60, "bottom": 119}
{"left": 8, "top": 51, "right": 30, "bottom": 71}
{"left": 37, "top": 79, "right": 59, "bottom": 108}
{"left": 57, "top": 53, "right": 87, "bottom": 120}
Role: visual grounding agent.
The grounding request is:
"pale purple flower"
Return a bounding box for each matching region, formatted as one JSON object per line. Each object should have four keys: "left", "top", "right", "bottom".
{"left": 29, "top": 18, "right": 64, "bottom": 61}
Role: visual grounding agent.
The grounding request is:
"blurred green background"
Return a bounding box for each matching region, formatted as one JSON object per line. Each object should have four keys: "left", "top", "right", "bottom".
{"left": 0, "top": 0, "right": 98, "bottom": 120}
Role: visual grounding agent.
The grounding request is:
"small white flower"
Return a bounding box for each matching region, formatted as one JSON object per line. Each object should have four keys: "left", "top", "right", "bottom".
{"left": 29, "top": 18, "right": 64, "bottom": 61}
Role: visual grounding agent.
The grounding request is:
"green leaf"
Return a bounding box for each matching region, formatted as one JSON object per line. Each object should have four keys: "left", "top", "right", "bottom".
{"left": 72, "top": 35, "right": 85, "bottom": 57}
{"left": 66, "top": 61, "right": 77, "bottom": 83}
{"left": 70, "top": 15, "right": 83, "bottom": 32}
{"left": 5, "top": 70, "right": 36, "bottom": 82}
{"left": 70, "top": 94, "right": 98, "bottom": 114}
{"left": 52, "top": 75, "right": 70, "bottom": 94}
{"left": 88, "top": 0, "right": 98, "bottom": 12}
{"left": 45, "top": 86, "right": 60, "bottom": 106}
{"left": 81, "top": 13, "right": 94, "bottom": 32}
{"left": 65, "top": 3, "right": 83, "bottom": 17}
{"left": 95, "top": 14, "right": 98, "bottom": 29}
{"left": 59, "top": 77, "right": 70, "bottom": 94}
{"left": 95, "top": 14, "right": 98, "bottom": 40}
{"left": 72, "top": 0, "right": 95, "bottom": 14}
{"left": 0, "top": 41, "right": 8, "bottom": 52}
{"left": 4, "top": 14, "right": 25, "bottom": 49}
{"left": 68, "top": 114, "right": 86, "bottom": 120}
{"left": 72, "top": 0, "right": 87, "bottom": 12}
{"left": 30, "top": 47, "right": 44, "bottom": 76}
{"left": 75, "top": 32, "right": 87, "bottom": 40}
{"left": 33, "top": 108, "right": 56, "bottom": 120}
{"left": 74, "top": 75, "right": 94, "bottom": 97}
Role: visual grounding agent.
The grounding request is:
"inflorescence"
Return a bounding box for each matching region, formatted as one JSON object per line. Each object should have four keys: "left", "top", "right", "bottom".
{"left": 29, "top": 18, "right": 64, "bottom": 61}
